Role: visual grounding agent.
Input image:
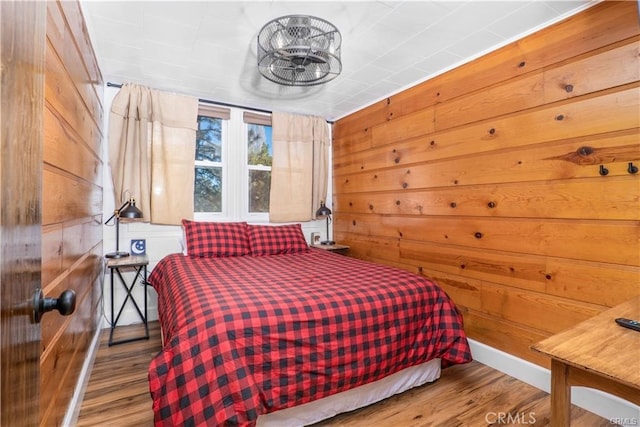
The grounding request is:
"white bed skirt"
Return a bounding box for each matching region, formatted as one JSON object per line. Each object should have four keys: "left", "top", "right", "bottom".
{"left": 258, "top": 358, "right": 442, "bottom": 427}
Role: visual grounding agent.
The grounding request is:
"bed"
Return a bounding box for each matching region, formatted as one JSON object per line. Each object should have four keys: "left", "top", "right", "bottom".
{"left": 148, "top": 221, "right": 472, "bottom": 426}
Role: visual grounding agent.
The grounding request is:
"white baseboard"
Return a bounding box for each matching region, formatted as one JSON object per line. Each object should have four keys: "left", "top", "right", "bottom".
{"left": 62, "top": 316, "right": 104, "bottom": 427}
{"left": 468, "top": 339, "right": 640, "bottom": 425}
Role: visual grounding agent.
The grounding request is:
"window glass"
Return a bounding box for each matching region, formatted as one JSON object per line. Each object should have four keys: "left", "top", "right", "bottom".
{"left": 249, "top": 170, "right": 271, "bottom": 212}
{"left": 194, "top": 166, "right": 222, "bottom": 212}
{"left": 196, "top": 115, "right": 222, "bottom": 162}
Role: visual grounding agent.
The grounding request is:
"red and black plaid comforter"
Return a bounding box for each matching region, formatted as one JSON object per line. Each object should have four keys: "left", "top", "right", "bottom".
{"left": 148, "top": 249, "right": 471, "bottom": 426}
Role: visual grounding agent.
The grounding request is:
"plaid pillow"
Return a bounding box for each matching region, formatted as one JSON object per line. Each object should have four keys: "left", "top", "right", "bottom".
{"left": 182, "top": 220, "right": 249, "bottom": 257}
{"left": 247, "top": 223, "right": 309, "bottom": 256}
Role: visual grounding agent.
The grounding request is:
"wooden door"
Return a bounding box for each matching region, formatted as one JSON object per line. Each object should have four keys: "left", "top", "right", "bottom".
{"left": 0, "top": 2, "right": 46, "bottom": 425}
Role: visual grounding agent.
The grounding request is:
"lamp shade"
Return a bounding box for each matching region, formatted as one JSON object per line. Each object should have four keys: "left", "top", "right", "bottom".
{"left": 316, "top": 201, "right": 332, "bottom": 217}
{"left": 119, "top": 198, "right": 143, "bottom": 219}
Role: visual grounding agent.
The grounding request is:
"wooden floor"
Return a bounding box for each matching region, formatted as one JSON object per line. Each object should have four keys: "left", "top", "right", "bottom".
{"left": 76, "top": 322, "right": 612, "bottom": 426}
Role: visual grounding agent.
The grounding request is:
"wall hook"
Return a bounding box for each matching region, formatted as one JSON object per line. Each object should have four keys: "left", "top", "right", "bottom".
{"left": 599, "top": 165, "right": 609, "bottom": 176}
{"left": 627, "top": 162, "right": 638, "bottom": 174}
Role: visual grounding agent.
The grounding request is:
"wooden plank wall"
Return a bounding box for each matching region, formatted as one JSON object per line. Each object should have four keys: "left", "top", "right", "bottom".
{"left": 332, "top": 1, "right": 640, "bottom": 367}
{"left": 41, "top": 1, "right": 104, "bottom": 425}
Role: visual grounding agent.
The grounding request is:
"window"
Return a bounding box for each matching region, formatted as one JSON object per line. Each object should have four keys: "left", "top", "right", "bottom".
{"left": 246, "top": 119, "right": 272, "bottom": 216}
{"left": 194, "top": 106, "right": 272, "bottom": 221}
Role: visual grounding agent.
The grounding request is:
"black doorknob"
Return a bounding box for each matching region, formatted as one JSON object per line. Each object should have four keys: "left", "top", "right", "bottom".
{"left": 33, "top": 289, "right": 76, "bottom": 323}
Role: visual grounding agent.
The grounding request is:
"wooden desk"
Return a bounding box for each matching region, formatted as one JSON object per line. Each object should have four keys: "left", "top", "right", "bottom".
{"left": 531, "top": 296, "right": 640, "bottom": 426}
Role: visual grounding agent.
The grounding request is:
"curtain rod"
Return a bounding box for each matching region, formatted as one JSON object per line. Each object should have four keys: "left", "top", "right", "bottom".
{"left": 106, "top": 82, "right": 272, "bottom": 115}
{"left": 106, "top": 82, "right": 334, "bottom": 124}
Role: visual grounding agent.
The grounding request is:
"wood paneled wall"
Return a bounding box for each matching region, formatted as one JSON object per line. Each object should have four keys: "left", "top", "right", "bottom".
{"left": 332, "top": 1, "right": 640, "bottom": 367}
{"left": 41, "top": 1, "right": 104, "bottom": 424}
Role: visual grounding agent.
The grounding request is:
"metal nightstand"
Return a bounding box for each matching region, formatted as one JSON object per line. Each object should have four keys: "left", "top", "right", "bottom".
{"left": 105, "top": 254, "right": 150, "bottom": 346}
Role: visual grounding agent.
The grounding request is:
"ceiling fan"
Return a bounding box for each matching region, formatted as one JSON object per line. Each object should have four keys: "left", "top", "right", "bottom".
{"left": 257, "top": 15, "right": 342, "bottom": 86}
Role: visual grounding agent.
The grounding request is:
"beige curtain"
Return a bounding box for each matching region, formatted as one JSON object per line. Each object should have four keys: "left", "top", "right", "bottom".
{"left": 269, "top": 112, "right": 329, "bottom": 222}
{"left": 108, "top": 84, "right": 198, "bottom": 225}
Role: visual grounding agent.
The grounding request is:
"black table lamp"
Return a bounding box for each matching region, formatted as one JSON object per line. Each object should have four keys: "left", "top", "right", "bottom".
{"left": 105, "top": 196, "right": 143, "bottom": 258}
{"left": 316, "top": 201, "right": 335, "bottom": 245}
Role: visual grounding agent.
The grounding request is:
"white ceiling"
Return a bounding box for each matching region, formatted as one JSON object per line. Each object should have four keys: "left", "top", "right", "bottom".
{"left": 80, "top": 1, "right": 595, "bottom": 122}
